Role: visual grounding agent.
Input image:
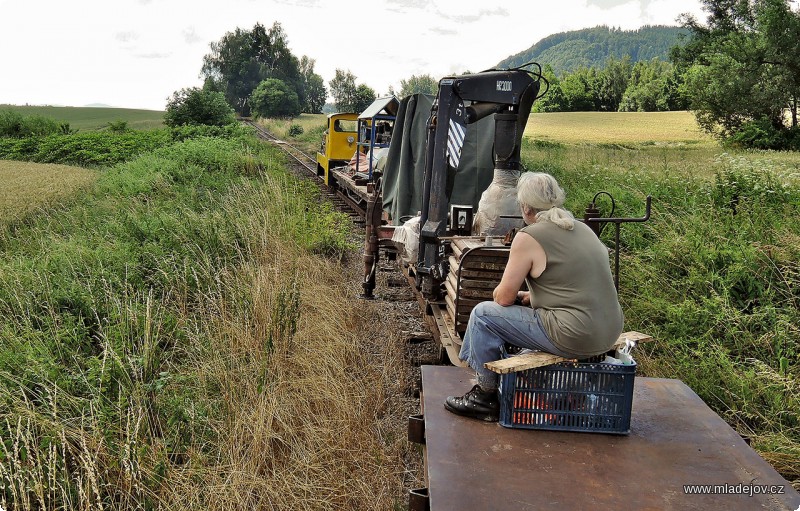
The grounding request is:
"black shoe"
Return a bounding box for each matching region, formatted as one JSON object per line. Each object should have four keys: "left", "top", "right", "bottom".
{"left": 444, "top": 384, "right": 499, "bottom": 422}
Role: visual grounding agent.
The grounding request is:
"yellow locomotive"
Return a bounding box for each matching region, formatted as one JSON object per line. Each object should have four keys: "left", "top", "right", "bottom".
{"left": 315, "top": 112, "right": 358, "bottom": 185}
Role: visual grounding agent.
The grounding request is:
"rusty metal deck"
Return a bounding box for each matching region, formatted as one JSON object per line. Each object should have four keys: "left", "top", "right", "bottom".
{"left": 418, "top": 366, "right": 800, "bottom": 510}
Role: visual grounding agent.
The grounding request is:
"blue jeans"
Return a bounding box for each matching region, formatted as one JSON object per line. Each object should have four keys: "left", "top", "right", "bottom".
{"left": 459, "top": 301, "right": 574, "bottom": 390}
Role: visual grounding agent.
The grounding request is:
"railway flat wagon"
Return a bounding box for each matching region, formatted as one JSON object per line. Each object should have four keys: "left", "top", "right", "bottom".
{"left": 410, "top": 365, "right": 800, "bottom": 511}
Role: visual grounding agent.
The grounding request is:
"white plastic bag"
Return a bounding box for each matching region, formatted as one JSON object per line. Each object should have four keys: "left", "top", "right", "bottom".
{"left": 603, "top": 338, "right": 636, "bottom": 365}
{"left": 391, "top": 216, "right": 421, "bottom": 263}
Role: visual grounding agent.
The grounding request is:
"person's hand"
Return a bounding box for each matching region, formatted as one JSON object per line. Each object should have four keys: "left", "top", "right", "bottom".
{"left": 515, "top": 291, "right": 531, "bottom": 306}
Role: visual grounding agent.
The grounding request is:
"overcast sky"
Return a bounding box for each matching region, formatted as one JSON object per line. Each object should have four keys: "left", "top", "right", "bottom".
{"left": 0, "top": 0, "right": 707, "bottom": 111}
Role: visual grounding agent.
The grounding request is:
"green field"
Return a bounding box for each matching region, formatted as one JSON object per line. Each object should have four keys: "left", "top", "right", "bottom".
{"left": 259, "top": 113, "right": 327, "bottom": 155}
{"left": 0, "top": 104, "right": 165, "bottom": 131}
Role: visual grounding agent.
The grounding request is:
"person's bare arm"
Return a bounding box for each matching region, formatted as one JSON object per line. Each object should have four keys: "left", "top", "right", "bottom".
{"left": 493, "top": 232, "right": 546, "bottom": 306}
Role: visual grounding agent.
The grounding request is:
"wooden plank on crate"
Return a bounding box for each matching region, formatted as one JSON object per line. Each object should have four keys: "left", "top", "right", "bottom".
{"left": 614, "top": 331, "right": 654, "bottom": 346}
{"left": 485, "top": 353, "right": 569, "bottom": 374}
{"left": 484, "top": 331, "right": 654, "bottom": 374}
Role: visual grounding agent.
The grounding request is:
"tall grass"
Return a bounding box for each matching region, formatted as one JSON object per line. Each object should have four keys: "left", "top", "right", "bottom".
{"left": 0, "top": 131, "right": 411, "bottom": 509}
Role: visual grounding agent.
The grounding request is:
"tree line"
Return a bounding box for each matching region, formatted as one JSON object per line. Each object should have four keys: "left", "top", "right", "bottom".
{"left": 533, "top": 57, "right": 686, "bottom": 113}
{"left": 675, "top": 0, "right": 800, "bottom": 149}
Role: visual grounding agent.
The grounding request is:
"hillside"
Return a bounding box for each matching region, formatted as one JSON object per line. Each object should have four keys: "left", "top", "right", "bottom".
{"left": 498, "top": 25, "right": 688, "bottom": 75}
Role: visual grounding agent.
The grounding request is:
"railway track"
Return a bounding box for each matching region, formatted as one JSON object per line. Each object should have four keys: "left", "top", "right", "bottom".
{"left": 242, "top": 119, "right": 365, "bottom": 226}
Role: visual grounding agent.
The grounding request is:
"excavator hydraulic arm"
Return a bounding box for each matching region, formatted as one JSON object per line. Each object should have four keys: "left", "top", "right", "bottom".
{"left": 417, "top": 68, "right": 542, "bottom": 298}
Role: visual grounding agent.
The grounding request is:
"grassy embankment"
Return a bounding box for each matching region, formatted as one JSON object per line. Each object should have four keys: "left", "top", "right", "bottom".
{"left": 525, "top": 111, "right": 800, "bottom": 487}
{"left": 1, "top": 105, "right": 165, "bottom": 131}
{"left": 0, "top": 122, "right": 413, "bottom": 509}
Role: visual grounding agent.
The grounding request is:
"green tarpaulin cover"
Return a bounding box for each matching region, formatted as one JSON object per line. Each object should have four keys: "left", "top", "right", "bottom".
{"left": 381, "top": 94, "right": 497, "bottom": 224}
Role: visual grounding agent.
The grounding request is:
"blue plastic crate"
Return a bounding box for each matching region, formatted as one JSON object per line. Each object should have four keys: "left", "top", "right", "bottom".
{"left": 499, "top": 360, "right": 636, "bottom": 434}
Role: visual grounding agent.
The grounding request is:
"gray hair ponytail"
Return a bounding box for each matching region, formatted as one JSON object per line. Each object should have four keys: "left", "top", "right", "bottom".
{"left": 517, "top": 172, "right": 575, "bottom": 230}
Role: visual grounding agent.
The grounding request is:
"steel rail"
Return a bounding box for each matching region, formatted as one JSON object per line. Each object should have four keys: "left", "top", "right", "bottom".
{"left": 241, "top": 119, "right": 367, "bottom": 226}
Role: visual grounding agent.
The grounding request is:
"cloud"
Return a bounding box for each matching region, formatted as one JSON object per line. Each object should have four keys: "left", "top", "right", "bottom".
{"left": 587, "top": 0, "right": 632, "bottom": 8}
{"left": 135, "top": 52, "right": 171, "bottom": 59}
{"left": 386, "top": 0, "right": 428, "bottom": 12}
{"left": 182, "top": 26, "right": 202, "bottom": 45}
{"left": 429, "top": 27, "right": 457, "bottom": 36}
{"left": 437, "top": 7, "right": 509, "bottom": 23}
{"left": 115, "top": 31, "right": 139, "bottom": 43}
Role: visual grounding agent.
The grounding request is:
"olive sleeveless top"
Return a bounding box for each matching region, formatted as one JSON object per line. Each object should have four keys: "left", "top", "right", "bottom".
{"left": 521, "top": 220, "right": 624, "bottom": 357}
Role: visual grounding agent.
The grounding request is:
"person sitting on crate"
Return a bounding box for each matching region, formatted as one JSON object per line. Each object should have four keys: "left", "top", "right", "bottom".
{"left": 444, "top": 172, "right": 624, "bottom": 422}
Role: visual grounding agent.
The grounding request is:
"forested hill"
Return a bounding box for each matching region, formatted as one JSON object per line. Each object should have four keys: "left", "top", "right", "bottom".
{"left": 497, "top": 25, "right": 688, "bottom": 74}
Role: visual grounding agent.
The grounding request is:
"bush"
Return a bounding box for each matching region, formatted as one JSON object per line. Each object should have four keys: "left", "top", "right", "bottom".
{"left": 164, "top": 87, "right": 236, "bottom": 127}
{"left": 0, "top": 126, "right": 259, "bottom": 167}
{"left": 727, "top": 118, "right": 784, "bottom": 150}
{"left": 0, "top": 109, "right": 67, "bottom": 138}
{"left": 288, "top": 124, "right": 304, "bottom": 136}
{"left": 0, "top": 130, "right": 172, "bottom": 166}
{"left": 106, "top": 120, "right": 129, "bottom": 133}
{"left": 727, "top": 118, "right": 800, "bottom": 151}
{"left": 250, "top": 78, "right": 301, "bottom": 118}
{"left": 169, "top": 123, "right": 252, "bottom": 142}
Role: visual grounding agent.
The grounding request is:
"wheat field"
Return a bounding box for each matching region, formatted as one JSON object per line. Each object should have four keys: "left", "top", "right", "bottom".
{"left": 526, "top": 111, "right": 714, "bottom": 145}
{"left": 0, "top": 161, "right": 96, "bottom": 223}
